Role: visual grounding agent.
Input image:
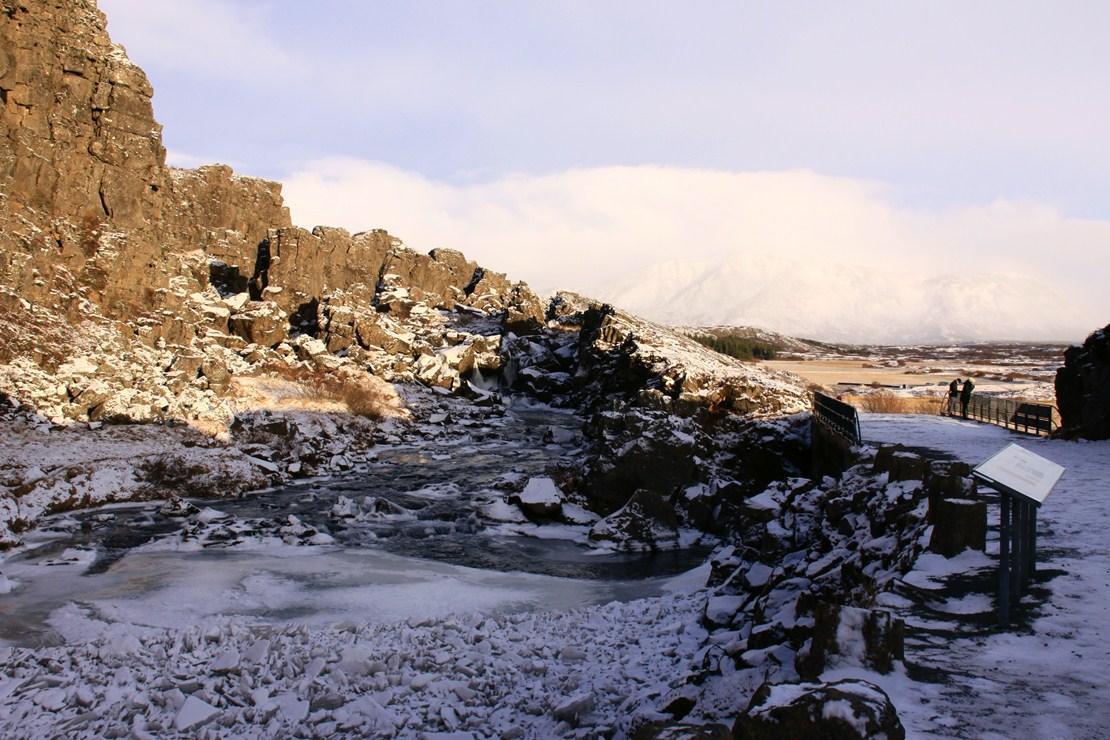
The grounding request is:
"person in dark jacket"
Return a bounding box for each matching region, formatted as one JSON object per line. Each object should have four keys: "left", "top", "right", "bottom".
{"left": 948, "top": 379, "right": 961, "bottom": 415}
{"left": 960, "top": 377, "right": 975, "bottom": 418}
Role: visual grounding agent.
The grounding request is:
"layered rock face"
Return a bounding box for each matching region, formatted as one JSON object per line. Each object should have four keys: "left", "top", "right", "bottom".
{"left": 1055, "top": 323, "right": 1110, "bottom": 440}
{"left": 0, "top": 0, "right": 547, "bottom": 421}
{"left": 0, "top": 1, "right": 289, "bottom": 314}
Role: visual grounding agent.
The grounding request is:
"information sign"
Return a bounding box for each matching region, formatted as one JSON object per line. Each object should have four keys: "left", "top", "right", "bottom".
{"left": 972, "top": 443, "right": 1064, "bottom": 504}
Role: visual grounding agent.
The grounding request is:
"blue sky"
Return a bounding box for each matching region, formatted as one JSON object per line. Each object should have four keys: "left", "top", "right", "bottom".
{"left": 98, "top": 0, "right": 1110, "bottom": 340}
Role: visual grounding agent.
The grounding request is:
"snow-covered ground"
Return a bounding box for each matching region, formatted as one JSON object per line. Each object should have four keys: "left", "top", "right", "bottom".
{"left": 860, "top": 414, "right": 1110, "bottom": 739}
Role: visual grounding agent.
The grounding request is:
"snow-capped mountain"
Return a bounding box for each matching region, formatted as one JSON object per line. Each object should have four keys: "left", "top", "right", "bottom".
{"left": 595, "top": 254, "right": 1088, "bottom": 344}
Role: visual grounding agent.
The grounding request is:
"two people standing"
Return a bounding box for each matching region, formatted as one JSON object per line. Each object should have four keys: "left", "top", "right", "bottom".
{"left": 948, "top": 377, "right": 975, "bottom": 418}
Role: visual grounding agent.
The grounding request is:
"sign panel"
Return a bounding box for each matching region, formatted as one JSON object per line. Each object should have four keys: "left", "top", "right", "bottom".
{"left": 972, "top": 443, "right": 1064, "bottom": 504}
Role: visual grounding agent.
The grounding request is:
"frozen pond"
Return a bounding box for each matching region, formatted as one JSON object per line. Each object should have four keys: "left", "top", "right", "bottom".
{"left": 0, "top": 403, "right": 710, "bottom": 647}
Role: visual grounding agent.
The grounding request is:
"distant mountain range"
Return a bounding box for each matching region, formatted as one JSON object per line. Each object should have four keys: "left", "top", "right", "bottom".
{"left": 591, "top": 255, "right": 1087, "bottom": 344}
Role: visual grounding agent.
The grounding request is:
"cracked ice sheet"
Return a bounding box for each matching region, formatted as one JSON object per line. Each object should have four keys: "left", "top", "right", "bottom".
{"left": 1, "top": 545, "right": 679, "bottom": 646}
{"left": 863, "top": 413, "right": 1110, "bottom": 739}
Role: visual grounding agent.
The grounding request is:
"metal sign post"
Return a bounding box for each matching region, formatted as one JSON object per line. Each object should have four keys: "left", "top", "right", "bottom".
{"left": 972, "top": 443, "right": 1064, "bottom": 626}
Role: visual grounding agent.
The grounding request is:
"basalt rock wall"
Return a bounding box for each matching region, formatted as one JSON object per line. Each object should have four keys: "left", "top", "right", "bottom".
{"left": 1055, "top": 323, "right": 1110, "bottom": 440}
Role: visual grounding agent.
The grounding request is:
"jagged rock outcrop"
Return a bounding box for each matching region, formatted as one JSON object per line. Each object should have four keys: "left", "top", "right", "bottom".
{"left": 507, "top": 293, "right": 808, "bottom": 416}
{"left": 1055, "top": 323, "right": 1110, "bottom": 440}
{"left": 2, "top": 1, "right": 808, "bottom": 433}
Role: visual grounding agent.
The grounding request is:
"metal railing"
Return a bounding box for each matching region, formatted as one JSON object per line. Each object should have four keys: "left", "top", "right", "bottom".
{"left": 813, "top": 392, "right": 862, "bottom": 446}
{"left": 947, "top": 393, "right": 1056, "bottom": 436}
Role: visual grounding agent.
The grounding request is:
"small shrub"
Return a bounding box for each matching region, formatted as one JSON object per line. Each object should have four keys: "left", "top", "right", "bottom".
{"left": 340, "top": 382, "right": 392, "bottom": 419}
{"left": 137, "top": 454, "right": 212, "bottom": 496}
{"left": 847, "top": 391, "right": 943, "bottom": 415}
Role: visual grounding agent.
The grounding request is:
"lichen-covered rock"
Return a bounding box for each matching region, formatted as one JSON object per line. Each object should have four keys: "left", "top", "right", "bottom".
{"left": 1056, "top": 323, "right": 1110, "bottom": 440}
{"left": 734, "top": 679, "right": 905, "bottom": 740}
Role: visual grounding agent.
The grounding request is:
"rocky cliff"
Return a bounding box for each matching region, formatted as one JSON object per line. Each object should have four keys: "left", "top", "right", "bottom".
{"left": 0, "top": 0, "right": 543, "bottom": 415}
{"left": 1055, "top": 323, "right": 1110, "bottom": 439}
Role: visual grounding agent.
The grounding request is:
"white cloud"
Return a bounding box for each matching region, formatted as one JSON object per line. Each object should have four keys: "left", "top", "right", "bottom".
{"left": 99, "top": 0, "right": 302, "bottom": 83}
{"left": 281, "top": 159, "right": 1110, "bottom": 343}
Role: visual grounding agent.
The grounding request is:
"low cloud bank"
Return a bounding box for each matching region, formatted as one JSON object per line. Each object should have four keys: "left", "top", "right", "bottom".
{"left": 282, "top": 159, "right": 1109, "bottom": 343}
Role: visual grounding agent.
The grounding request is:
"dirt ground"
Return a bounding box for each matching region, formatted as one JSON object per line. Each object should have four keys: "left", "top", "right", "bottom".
{"left": 761, "top": 359, "right": 953, "bottom": 389}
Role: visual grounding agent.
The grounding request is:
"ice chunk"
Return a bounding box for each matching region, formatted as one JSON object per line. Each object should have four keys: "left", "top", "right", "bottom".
{"left": 338, "top": 644, "right": 374, "bottom": 676}
{"left": 552, "top": 693, "right": 595, "bottom": 725}
{"left": 175, "top": 695, "right": 220, "bottom": 731}
{"left": 481, "top": 500, "right": 529, "bottom": 523}
{"left": 243, "top": 639, "right": 270, "bottom": 664}
{"left": 561, "top": 503, "right": 599, "bottom": 525}
{"left": 99, "top": 632, "right": 142, "bottom": 659}
{"left": 276, "top": 692, "right": 309, "bottom": 722}
{"left": 210, "top": 647, "right": 240, "bottom": 674}
{"left": 196, "top": 507, "right": 229, "bottom": 523}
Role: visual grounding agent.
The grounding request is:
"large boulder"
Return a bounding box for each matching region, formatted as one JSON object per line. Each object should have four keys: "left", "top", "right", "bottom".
{"left": 503, "top": 283, "right": 546, "bottom": 335}
{"left": 228, "top": 301, "right": 288, "bottom": 348}
{"left": 511, "top": 476, "right": 565, "bottom": 520}
{"left": 380, "top": 247, "right": 477, "bottom": 308}
{"left": 1056, "top": 323, "right": 1110, "bottom": 439}
{"left": 257, "top": 227, "right": 393, "bottom": 314}
{"left": 549, "top": 294, "right": 809, "bottom": 417}
{"left": 734, "top": 679, "right": 905, "bottom": 740}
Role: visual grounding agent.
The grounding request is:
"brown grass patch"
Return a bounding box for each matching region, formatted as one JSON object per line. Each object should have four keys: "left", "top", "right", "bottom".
{"left": 843, "top": 391, "right": 944, "bottom": 415}
{"left": 249, "top": 363, "right": 400, "bottom": 420}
